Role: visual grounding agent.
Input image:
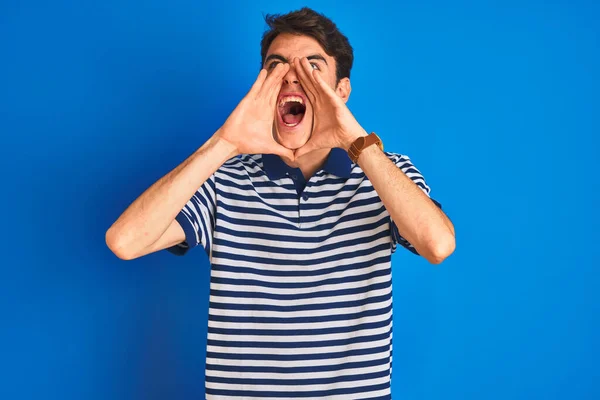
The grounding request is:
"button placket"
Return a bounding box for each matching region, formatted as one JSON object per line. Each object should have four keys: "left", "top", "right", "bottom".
{"left": 298, "top": 186, "right": 311, "bottom": 229}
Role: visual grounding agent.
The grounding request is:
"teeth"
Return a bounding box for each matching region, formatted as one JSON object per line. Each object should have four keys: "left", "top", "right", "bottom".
{"left": 278, "top": 95, "right": 304, "bottom": 107}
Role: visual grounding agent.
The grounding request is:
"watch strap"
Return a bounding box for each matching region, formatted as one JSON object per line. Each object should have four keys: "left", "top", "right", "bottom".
{"left": 348, "top": 132, "right": 383, "bottom": 163}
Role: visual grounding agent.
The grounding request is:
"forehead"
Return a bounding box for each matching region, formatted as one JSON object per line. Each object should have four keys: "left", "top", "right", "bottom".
{"left": 266, "top": 33, "right": 334, "bottom": 64}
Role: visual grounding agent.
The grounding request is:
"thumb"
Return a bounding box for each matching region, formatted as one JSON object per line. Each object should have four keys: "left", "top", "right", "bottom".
{"left": 267, "top": 143, "right": 296, "bottom": 163}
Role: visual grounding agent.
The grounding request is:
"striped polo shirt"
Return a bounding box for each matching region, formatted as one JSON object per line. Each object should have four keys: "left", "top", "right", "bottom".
{"left": 168, "top": 148, "right": 441, "bottom": 400}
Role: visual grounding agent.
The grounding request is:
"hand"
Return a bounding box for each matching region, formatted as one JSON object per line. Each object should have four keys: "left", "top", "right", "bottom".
{"left": 217, "top": 63, "right": 294, "bottom": 161}
{"left": 292, "top": 57, "right": 367, "bottom": 160}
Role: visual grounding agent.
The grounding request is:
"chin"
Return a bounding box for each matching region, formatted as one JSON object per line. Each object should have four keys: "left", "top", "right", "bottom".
{"left": 274, "top": 129, "right": 311, "bottom": 150}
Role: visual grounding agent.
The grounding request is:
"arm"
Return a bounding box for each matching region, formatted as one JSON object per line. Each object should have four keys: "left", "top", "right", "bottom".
{"left": 105, "top": 134, "right": 237, "bottom": 260}
{"left": 106, "top": 63, "right": 292, "bottom": 260}
{"left": 290, "top": 57, "right": 455, "bottom": 264}
{"left": 353, "top": 139, "right": 455, "bottom": 264}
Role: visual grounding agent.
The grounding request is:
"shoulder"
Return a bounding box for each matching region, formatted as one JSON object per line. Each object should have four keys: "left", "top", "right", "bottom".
{"left": 216, "top": 154, "right": 265, "bottom": 179}
{"left": 220, "top": 154, "right": 261, "bottom": 169}
{"left": 383, "top": 151, "right": 413, "bottom": 165}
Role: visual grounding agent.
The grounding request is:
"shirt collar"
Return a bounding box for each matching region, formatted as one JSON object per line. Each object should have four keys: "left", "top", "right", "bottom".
{"left": 262, "top": 148, "right": 352, "bottom": 180}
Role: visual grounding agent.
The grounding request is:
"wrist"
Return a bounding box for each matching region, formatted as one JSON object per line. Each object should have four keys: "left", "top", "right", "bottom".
{"left": 343, "top": 129, "right": 369, "bottom": 151}
{"left": 347, "top": 131, "right": 384, "bottom": 164}
{"left": 212, "top": 128, "right": 240, "bottom": 158}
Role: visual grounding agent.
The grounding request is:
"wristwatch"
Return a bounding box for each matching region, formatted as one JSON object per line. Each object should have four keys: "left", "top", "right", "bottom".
{"left": 348, "top": 132, "right": 384, "bottom": 163}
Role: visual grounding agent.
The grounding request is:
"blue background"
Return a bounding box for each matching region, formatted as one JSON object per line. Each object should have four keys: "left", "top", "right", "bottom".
{"left": 1, "top": 0, "right": 598, "bottom": 399}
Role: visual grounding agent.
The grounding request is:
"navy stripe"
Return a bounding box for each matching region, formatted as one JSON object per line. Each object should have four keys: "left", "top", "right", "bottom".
{"left": 200, "top": 179, "right": 216, "bottom": 231}
{"left": 207, "top": 329, "right": 392, "bottom": 349}
{"left": 206, "top": 342, "right": 391, "bottom": 361}
{"left": 217, "top": 183, "right": 375, "bottom": 207}
{"left": 217, "top": 179, "right": 298, "bottom": 199}
{"left": 168, "top": 152, "right": 434, "bottom": 398}
{"left": 209, "top": 303, "right": 392, "bottom": 325}
{"left": 215, "top": 214, "right": 389, "bottom": 243}
{"left": 214, "top": 229, "right": 389, "bottom": 256}
{"left": 215, "top": 205, "right": 388, "bottom": 231}
{"left": 206, "top": 356, "right": 390, "bottom": 374}
{"left": 205, "top": 382, "right": 390, "bottom": 398}
{"left": 211, "top": 255, "right": 391, "bottom": 278}
{"left": 212, "top": 242, "right": 391, "bottom": 268}
{"left": 209, "top": 291, "right": 392, "bottom": 313}
{"left": 209, "top": 264, "right": 390, "bottom": 290}
{"left": 208, "top": 315, "right": 393, "bottom": 337}
{"left": 210, "top": 279, "right": 392, "bottom": 301}
{"left": 217, "top": 195, "right": 385, "bottom": 225}
{"left": 206, "top": 368, "right": 390, "bottom": 386}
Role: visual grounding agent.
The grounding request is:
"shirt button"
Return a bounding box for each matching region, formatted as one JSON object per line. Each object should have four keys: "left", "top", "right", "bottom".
{"left": 302, "top": 194, "right": 309, "bottom": 201}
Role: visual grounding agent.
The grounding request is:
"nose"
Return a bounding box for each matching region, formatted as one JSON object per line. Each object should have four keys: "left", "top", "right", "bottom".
{"left": 283, "top": 64, "right": 299, "bottom": 85}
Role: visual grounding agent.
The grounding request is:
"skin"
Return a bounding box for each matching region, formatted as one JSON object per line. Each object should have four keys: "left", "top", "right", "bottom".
{"left": 106, "top": 33, "right": 456, "bottom": 264}
{"left": 264, "top": 34, "right": 456, "bottom": 263}
{"left": 264, "top": 33, "right": 352, "bottom": 178}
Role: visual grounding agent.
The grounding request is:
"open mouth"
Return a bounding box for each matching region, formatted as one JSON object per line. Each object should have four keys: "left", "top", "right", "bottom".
{"left": 277, "top": 95, "right": 306, "bottom": 128}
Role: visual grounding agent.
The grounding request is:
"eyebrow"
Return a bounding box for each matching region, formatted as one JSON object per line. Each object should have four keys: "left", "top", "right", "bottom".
{"left": 265, "top": 53, "right": 328, "bottom": 65}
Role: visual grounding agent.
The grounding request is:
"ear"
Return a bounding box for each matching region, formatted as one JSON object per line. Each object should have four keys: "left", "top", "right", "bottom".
{"left": 335, "top": 77, "right": 351, "bottom": 103}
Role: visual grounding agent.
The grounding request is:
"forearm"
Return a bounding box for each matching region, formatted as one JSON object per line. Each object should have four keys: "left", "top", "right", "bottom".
{"left": 106, "top": 131, "right": 237, "bottom": 259}
{"left": 356, "top": 144, "right": 455, "bottom": 263}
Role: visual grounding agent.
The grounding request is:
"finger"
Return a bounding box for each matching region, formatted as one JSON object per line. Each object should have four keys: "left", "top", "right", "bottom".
{"left": 294, "top": 57, "right": 317, "bottom": 94}
{"left": 294, "top": 57, "right": 318, "bottom": 101}
{"left": 258, "top": 63, "right": 289, "bottom": 98}
{"left": 266, "top": 63, "right": 289, "bottom": 102}
{"left": 268, "top": 73, "right": 285, "bottom": 108}
{"left": 300, "top": 57, "right": 319, "bottom": 85}
{"left": 312, "top": 68, "right": 337, "bottom": 99}
{"left": 248, "top": 69, "right": 268, "bottom": 96}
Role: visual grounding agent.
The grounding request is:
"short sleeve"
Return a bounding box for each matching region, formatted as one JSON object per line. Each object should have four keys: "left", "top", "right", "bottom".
{"left": 167, "top": 174, "right": 217, "bottom": 257}
{"left": 388, "top": 153, "right": 443, "bottom": 255}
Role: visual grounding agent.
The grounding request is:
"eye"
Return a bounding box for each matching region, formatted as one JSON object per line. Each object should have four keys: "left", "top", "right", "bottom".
{"left": 267, "top": 61, "right": 280, "bottom": 70}
{"left": 310, "top": 63, "right": 320, "bottom": 70}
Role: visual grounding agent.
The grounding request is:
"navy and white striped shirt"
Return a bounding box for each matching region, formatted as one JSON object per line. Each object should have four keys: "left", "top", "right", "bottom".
{"left": 169, "top": 148, "right": 441, "bottom": 400}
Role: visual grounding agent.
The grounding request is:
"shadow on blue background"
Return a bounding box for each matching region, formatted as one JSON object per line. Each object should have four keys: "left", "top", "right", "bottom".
{"left": 1, "top": 0, "right": 598, "bottom": 399}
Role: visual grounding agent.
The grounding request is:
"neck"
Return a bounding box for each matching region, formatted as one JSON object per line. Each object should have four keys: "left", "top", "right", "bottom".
{"left": 283, "top": 148, "right": 331, "bottom": 180}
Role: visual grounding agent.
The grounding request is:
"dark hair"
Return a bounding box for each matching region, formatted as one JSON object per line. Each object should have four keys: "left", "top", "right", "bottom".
{"left": 260, "top": 7, "right": 354, "bottom": 84}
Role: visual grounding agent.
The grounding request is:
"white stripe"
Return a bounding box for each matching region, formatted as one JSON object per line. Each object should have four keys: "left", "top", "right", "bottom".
{"left": 218, "top": 195, "right": 383, "bottom": 224}
{"left": 206, "top": 349, "right": 389, "bottom": 369}
{"left": 215, "top": 219, "right": 389, "bottom": 250}
{"left": 208, "top": 320, "right": 391, "bottom": 343}
{"left": 216, "top": 207, "right": 389, "bottom": 238}
{"left": 205, "top": 387, "right": 391, "bottom": 400}
{"left": 207, "top": 309, "right": 392, "bottom": 335}
{"left": 211, "top": 245, "right": 390, "bottom": 272}
{"left": 210, "top": 285, "right": 392, "bottom": 307}
{"left": 209, "top": 295, "right": 392, "bottom": 320}
{"left": 205, "top": 362, "right": 390, "bottom": 381}
{"left": 209, "top": 272, "right": 391, "bottom": 296}
{"left": 172, "top": 152, "right": 430, "bottom": 397}
{"left": 211, "top": 239, "right": 390, "bottom": 270}
{"left": 205, "top": 374, "right": 390, "bottom": 393}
